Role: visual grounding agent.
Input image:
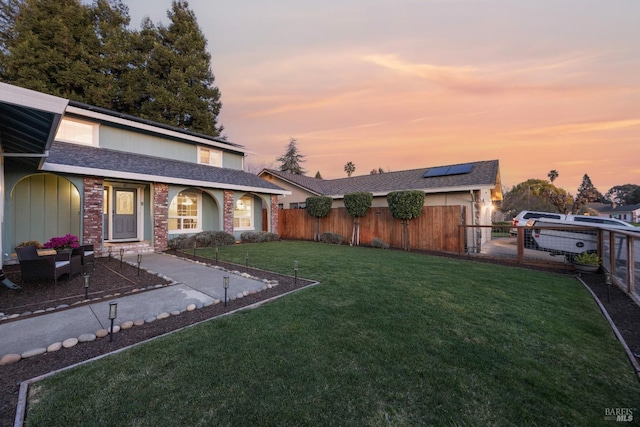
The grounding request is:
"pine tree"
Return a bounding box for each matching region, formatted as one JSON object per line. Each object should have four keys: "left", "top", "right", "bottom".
{"left": 141, "top": 0, "right": 223, "bottom": 136}
{"left": 2, "top": 0, "right": 100, "bottom": 100}
{"left": 572, "top": 174, "right": 603, "bottom": 214}
{"left": 87, "top": 0, "right": 137, "bottom": 112}
{"left": 276, "top": 138, "right": 306, "bottom": 175}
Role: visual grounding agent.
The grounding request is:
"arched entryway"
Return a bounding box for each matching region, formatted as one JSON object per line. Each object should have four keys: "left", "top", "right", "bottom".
{"left": 10, "top": 173, "right": 81, "bottom": 249}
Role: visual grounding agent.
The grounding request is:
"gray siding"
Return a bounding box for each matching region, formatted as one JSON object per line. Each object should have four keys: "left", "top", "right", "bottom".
{"left": 99, "top": 126, "right": 245, "bottom": 170}
{"left": 9, "top": 173, "right": 81, "bottom": 253}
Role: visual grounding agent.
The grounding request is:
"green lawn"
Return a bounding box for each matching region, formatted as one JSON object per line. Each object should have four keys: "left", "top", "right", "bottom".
{"left": 25, "top": 242, "right": 639, "bottom": 426}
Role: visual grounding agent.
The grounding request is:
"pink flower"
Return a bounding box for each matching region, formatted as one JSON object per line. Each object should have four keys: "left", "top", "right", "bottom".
{"left": 43, "top": 234, "right": 80, "bottom": 250}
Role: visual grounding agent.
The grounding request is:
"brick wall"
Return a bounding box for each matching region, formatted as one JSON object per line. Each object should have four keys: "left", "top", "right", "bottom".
{"left": 153, "top": 183, "right": 169, "bottom": 251}
{"left": 223, "top": 190, "right": 234, "bottom": 233}
{"left": 83, "top": 177, "right": 104, "bottom": 253}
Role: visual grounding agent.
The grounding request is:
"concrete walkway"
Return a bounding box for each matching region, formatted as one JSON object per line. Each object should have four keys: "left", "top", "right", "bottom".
{"left": 0, "top": 253, "right": 277, "bottom": 360}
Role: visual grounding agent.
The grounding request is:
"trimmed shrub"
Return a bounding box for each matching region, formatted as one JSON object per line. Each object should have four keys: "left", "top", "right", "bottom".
{"left": 371, "top": 238, "right": 389, "bottom": 249}
{"left": 196, "top": 231, "right": 236, "bottom": 247}
{"left": 319, "top": 232, "right": 343, "bottom": 245}
{"left": 167, "top": 235, "right": 195, "bottom": 250}
{"left": 344, "top": 192, "right": 373, "bottom": 218}
{"left": 240, "top": 231, "right": 280, "bottom": 243}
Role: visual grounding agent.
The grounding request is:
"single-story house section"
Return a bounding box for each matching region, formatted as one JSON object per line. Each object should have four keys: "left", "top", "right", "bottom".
{"left": 259, "top": 159, "right": 503, "bottom": 229}
{"left": 0, "top": 82, "right": 289, "bottom": 262}
{"left": 597, "top": 203, "right": 640, "bottom": 223}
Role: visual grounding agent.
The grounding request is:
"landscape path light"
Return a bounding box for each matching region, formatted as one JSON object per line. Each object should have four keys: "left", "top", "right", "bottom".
{"left": 193, "top": 241, "right": 197, "bottom": 259}
{"left": 108, "top": 301, "right": 118, "bottom": 342}
{"left": 83, "top": 273, "right": 90, "bottom": 299}
{"left": 245, "top": 252, "right": 249, "bottom": 268}
{"left": 137, "top": 254, "right": 142, "bottom": 276}
{"left": 108, "top": 246, "right": 112, "bottom": 262}
{"left": 605, "top": 272, "right": 612, "bottom": 303}
{"left": 223, "top": 275, "right": 230, "bottom": 307}
{"left": 215, "top": 246, "right": 219, "bottom": 265}
{"left": 119, "top": 248, "right": 124, "bottom": 269}
{"left": 294, "top": 260, "right": 299, "bottom": 285}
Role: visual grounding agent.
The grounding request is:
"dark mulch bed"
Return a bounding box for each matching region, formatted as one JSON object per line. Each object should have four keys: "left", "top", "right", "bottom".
{"left": 0, "top": 251, "right": 313, "bottom": 426}
{"left": 0, "top": 251, "right": 638, "bottom": 426}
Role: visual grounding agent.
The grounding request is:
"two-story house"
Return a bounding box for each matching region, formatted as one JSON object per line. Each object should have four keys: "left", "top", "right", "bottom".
{"left": 0, "top": 83, "right": 288, "bottom": 262}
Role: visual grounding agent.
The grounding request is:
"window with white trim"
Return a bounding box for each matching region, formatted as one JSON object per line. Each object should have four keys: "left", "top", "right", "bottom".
{"left": 55, "top": 117, "right": 98, "bottom": 146}
{"left": 233, "top": 195, "right": 253, "bottom": 229}
{"left": 198, "top": 146, "right": 222, "bottom": 167}
{"left": 169, "top": 191, "right": 202, "bottom": 232}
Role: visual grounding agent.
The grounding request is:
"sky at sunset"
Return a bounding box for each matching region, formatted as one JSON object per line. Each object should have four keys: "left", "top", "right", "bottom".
{"left": 125, "top": 0, "right": 640, "bottom": 195}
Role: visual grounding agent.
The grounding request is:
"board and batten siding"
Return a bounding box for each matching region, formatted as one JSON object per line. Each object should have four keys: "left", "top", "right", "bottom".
{"left": 11, "top": 174, "right": 81, "bottom": 250}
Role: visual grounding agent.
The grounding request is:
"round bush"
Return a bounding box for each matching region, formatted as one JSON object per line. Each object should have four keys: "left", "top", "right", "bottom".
{"left": 371, "top": 238, "right": 389, "bottom": 249}
{"left": 319, "top": 232, "right": 343, "bottom": 245}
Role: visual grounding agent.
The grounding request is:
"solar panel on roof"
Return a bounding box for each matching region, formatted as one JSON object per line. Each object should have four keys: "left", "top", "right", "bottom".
{"left": 423, "top": 166, "right": 450, "bottom": 178}
{"left": 422, "top": 163, "right": 473, "bottom": 178}
{"left": 447, "top": 163, "right": 473, "bottom": 175}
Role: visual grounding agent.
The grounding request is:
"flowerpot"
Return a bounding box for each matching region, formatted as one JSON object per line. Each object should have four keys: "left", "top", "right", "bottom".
{"left": 574, "top": 263, "right": 599, "bottom": 274}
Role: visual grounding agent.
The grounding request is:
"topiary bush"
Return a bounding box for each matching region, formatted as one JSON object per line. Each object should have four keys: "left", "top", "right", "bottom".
{"left": 240, "top": 231, "right": 280, "bottom": 243}
{"left": 306, "top": 196, "right": 333, "bottom": 241}
{"left": 371, "top": 238, "right": 389, "bottom": 249}
{"left": 319, "top": 232, "right": 343, "bottom": 245}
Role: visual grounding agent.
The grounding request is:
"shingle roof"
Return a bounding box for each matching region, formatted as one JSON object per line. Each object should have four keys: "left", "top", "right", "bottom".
{"left": 44, "top": 141, "right": 286, "bottom": 193}
{"left": 598, "top": 203, "right": 640, "bottom": 213}
{"left": 264, "top": 160, "right": 500, "bottom": 197}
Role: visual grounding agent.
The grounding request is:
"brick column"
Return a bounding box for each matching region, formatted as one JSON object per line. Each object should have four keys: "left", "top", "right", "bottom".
{"left": 270, "top": 194, "right": 279, "bottom": 234}
{"left": 153, "top": 183, "right": 169, "bottom": 251}
{"left": 83, "top": 177, "right": 104, "bottom": 253}
{"left": 223, "top": 190, "right": 234, "bottom": 234}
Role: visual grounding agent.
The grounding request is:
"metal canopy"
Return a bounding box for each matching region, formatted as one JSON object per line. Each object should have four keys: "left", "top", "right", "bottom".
{"left": 0, "top": 83, "right": 67, "bottom": 167}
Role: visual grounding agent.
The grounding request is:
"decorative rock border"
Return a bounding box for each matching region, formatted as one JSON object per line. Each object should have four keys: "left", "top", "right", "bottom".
{"left": 0, "top": 257, "right": 282, "bottom": 366}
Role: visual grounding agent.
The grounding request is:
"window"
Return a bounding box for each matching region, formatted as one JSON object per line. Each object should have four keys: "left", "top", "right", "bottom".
{"left": 289, "top": 202, "right": 306, "bottom": 209}
{"left": 55, "top": 117, "right": 98, "bottom": 146}
{"left": 233, "top": 195, "right": 253, "bottom": 229}
{"left": 169, "top": 191, "right": 201, "bottom": 232}
{"left": 198, "top": 146, "right": 222, "bottom": 167}
{"left": 278, "top": 203, "right": 283, "bottom": 209}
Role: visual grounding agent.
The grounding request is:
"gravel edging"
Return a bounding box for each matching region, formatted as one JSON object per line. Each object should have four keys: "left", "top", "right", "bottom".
{"left": 13, "top": 277, "right": 320, "bottom": 426}
{"left": 578, "top": 276, "right": 640, "bottom": 382}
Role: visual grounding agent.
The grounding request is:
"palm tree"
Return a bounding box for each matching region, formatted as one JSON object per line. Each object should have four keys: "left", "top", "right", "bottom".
{"left": 344, "top": 161, "right": 356, "bottom": 177}
{"left": 547, "top": 170, "right": 559, "bottom": 183}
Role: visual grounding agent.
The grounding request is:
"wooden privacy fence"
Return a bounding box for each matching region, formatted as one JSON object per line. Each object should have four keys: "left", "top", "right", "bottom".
{"left": 278, "top": 206, "right": 464, "bottom": 253}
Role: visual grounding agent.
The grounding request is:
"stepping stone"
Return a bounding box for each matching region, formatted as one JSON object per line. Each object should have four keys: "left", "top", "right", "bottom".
{"left": 96, "top": 329, "right": 109, "bottom": 338}
{"left": 0, "top": 354, "right": 21, "bottom": 365}
{"left": 47, "top": 342, "right": 62, "bottom": 352}
{"left": 121, "top": 321, "right": 134, "bottom": 329}
{"left": 79, "top": 333, "right": 96, "bottom": 343}
{"left": 63, "top": 338, "right": 78, "bottom": 348}
{"left": 22, "top": 348, "right": 46, "bottom": 358}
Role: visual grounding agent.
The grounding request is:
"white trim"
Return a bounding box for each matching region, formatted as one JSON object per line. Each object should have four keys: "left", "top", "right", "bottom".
{"left": 65, "top": 105, "right": 243, "bottom": 153}
{"left": 197, "top": 146, "right": 222, "bottom": 167}
{"left": 104, "top": 183, "right": 145, "bottom": 242}
{"left": 0, "top": 82, "right": 68, "bottom": 114}
{"left": 40, "top": 163, "right": 291, "bottom": 195}
{"left": 168, "top": 190, "right": 203, "bottom": 234}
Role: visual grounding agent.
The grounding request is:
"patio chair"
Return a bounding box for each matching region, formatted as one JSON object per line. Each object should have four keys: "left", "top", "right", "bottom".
{"left": 82, "top": 244, "right": 95, "bottom": 272}
{"left": 15, "top": 244, "right": 71, "bottom": 285}
{"left": 70, "top": 247, "right": 84, "bottom": 277}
